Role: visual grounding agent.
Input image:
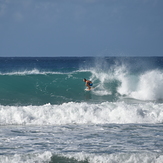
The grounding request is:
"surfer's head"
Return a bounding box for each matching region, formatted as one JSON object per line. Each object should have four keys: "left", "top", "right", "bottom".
{"left": 83, "top": 78, "right": 86, "bottom": 82}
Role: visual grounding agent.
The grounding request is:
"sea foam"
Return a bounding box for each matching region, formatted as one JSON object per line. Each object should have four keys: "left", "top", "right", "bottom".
{"left": 90, "top": 64, "right": 163, "bottom": 101}
{"left": 1, "top": 151, "right": 163, "bottom": 163}
{"left": 0, "top": 102, "right": 163, "bottom": 125}
{"left": 131, "top": 70, "right": 163, "bottom": 100}
{"left": 65, "top": 152, "right": 163, "bottom": 163}
{"left": 0, "top": 151, "right": 52, "bottom": 163}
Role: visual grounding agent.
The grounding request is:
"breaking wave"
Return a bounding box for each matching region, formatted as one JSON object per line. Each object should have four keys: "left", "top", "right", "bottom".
{"left": 1, "top": 101, "right": 163, "bottom": 125}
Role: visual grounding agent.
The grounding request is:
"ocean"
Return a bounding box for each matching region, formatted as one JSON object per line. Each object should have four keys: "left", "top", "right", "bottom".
{"left": 0, "top": 57, "right": 163, "bottom": 163}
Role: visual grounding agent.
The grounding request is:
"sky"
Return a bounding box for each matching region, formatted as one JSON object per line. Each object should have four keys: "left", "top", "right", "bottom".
{"left": 0, "top": 0, "right": 163, "bottom": 57}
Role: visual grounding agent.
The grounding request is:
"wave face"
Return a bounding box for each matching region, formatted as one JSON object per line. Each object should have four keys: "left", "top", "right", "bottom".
{"left": 1, "top": 57, "right": 163, "bottom": 105}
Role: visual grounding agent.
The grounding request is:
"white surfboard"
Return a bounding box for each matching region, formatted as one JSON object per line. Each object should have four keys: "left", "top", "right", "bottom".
{"left": 85, "top": 88, "right": 91, "bottom": 91}
{"left": 85, "top": 87, "right": 94, "bottom": 91}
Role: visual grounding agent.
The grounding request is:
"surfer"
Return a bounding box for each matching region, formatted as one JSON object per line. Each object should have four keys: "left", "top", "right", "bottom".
{"left": 83, "top": 78, "right": 93, "bottom": 90}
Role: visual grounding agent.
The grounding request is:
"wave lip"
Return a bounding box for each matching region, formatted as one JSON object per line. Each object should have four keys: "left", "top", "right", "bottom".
{"left": 1, "top": 102, "right": 163, "bottom": 125}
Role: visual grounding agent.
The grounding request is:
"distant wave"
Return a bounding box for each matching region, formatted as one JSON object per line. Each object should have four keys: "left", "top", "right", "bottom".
{"left": 0, "top": 69, "right": 72, "bottom": 75}
{"left": 0, "top": 68, "right": 92, "bottom": 76}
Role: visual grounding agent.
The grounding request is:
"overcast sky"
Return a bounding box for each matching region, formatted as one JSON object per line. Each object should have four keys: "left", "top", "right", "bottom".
{"left": 0, "top": 0, "right": 163, "bottom": 57}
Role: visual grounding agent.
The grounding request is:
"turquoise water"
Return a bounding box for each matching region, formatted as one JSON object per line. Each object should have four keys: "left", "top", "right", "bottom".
{"left": 1, "top": 57, "right": 163, "bottom": 163}
{"left": 1, "top": 57, "right": 163, "bottom": 105}
{"left": 0, "top": 71, "right": 119, "bottom": 105}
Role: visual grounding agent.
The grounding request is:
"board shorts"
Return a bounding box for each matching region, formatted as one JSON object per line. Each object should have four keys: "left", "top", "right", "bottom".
{"left": 89, "top": 83, "right": 93, "bottom": 86}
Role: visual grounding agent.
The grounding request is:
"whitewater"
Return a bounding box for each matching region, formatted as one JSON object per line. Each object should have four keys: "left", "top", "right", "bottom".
{"left": 0, "top": 57, "right": 163, "bottom": 163}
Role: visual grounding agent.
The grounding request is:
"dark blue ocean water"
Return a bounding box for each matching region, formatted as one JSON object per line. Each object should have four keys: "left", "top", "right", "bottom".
{"left": 0, "top": 57, "right": 163, "bottom": 163}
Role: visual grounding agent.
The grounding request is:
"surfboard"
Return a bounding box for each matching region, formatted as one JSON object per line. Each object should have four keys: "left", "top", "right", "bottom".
{"left": 85, "top": 87, "right": 94, "bottom": 91}
{"left": 85, "top": 88, "right": 91, "bottom": 91}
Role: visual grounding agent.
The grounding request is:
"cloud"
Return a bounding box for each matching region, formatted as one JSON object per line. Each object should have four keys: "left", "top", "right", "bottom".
{"left": 0, "top": 0, "right": 9, "bottom": 17}
{"left": 13, "top": 12, "right": 23, "bottom": 22}
{"left": 0, "top": 0, "right": 163, "bottom": 56}
{"left": 0, "top": 4, "right": 6, "bottom": 17}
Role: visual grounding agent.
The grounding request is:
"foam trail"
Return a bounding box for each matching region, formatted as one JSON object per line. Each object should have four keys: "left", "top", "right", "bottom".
{"left": 1, "top": 102, "right": 163, "bottom": 125}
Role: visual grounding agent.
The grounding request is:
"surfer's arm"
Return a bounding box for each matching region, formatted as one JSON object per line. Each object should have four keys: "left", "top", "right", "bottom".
{"left": 86, "top": 80, "right": 92, "bottom": 84}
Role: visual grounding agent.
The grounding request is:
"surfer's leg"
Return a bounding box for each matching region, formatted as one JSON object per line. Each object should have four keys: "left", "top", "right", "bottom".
{"left": 86, "top": 83, "right": 91, "bottom": 90}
